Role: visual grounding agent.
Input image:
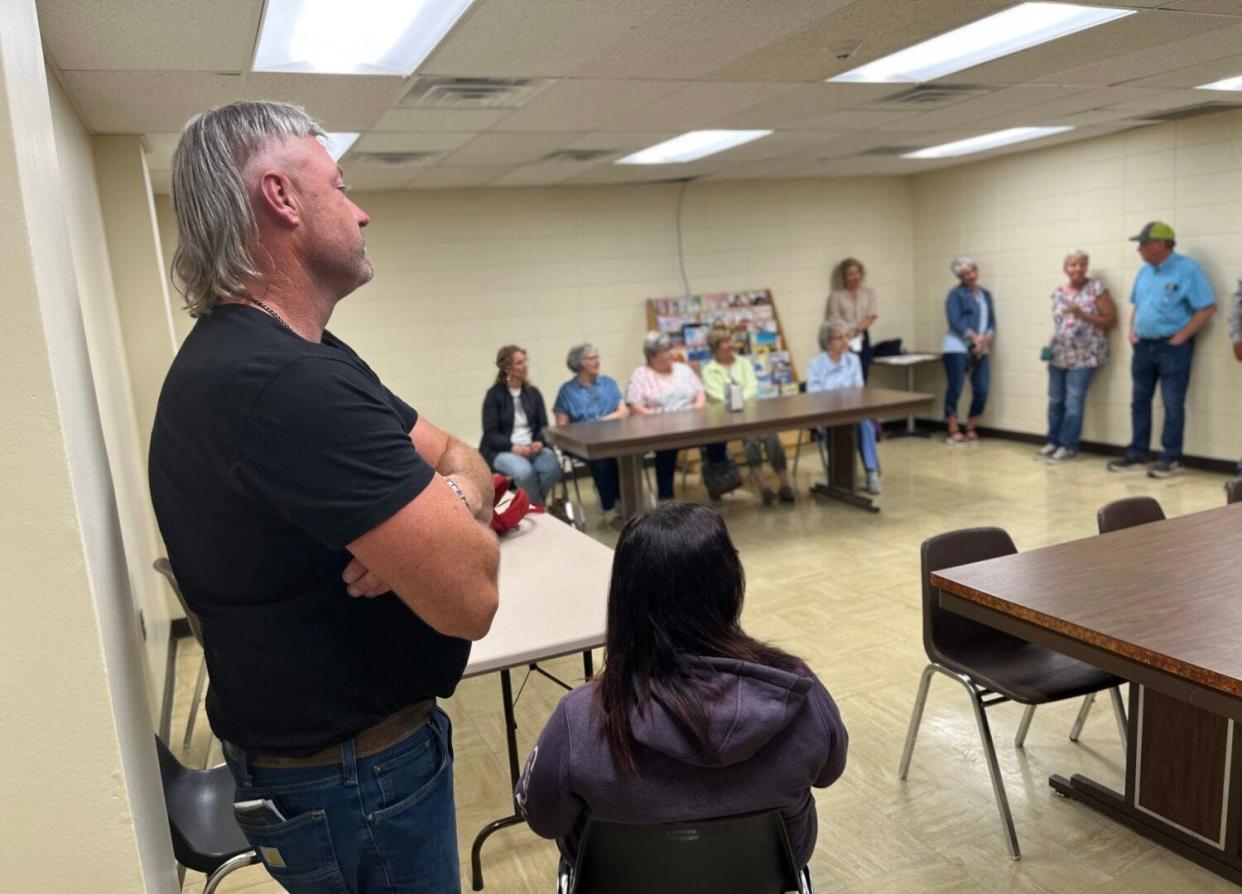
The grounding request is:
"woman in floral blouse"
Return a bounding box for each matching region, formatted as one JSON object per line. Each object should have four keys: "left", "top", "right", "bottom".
{"left": 1039, "top": 250, "right": 1116, "bottom": 461}
{"left": 626, "top": 331, "right": 706, "bottom": 501}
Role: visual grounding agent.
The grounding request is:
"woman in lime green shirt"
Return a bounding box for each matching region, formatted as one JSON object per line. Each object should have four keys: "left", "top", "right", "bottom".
{"left": 701, "top": 327, "right": 795, "bottom": 504}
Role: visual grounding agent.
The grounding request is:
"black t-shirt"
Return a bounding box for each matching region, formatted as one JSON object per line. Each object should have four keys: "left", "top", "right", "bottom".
{"left": 149, "top": 304, "right": 470, "bottom": 755}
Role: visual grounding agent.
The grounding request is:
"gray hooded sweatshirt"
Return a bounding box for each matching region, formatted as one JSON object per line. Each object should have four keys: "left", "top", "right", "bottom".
{"left": 515, "top": 655, "right": 848, "bottom": 866}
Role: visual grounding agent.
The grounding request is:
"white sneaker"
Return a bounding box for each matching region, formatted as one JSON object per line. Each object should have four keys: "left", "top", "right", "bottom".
{"left": 1047, "top": 446, "right": 1078, "bottom": 462}
{"left": 866, "top": 471, "right": 882, "bottom": 495}
{"left": 1036, "top": 442, "right": 1057, "bottom": 457}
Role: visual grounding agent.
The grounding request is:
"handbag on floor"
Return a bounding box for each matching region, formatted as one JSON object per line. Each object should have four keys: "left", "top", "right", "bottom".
{"left": 701, "top": 455, "right": 743, "bottom": 499}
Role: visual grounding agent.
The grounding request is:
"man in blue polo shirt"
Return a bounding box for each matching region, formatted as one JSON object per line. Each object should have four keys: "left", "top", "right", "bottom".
{"left": 1108, "top": 221, "right": 1216, "bottom": 478}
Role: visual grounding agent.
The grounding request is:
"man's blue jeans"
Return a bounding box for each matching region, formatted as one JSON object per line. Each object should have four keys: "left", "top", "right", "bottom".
{"left": 224, "top": 707, "right": 460, "bottom": 893}
{"left": 1046, "top": 366, "right": 1096, "bottom": 451}
{"left": 1126, "top": 338, "right": 1194, "bottom": 462}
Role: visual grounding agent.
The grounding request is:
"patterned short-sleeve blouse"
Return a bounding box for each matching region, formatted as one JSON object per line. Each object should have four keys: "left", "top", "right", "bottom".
{"left": 1050, "top": 278, "right": 1110, "bottom": 369}
{"left": 625, "top": 363, "right": 704, "bottom": 413}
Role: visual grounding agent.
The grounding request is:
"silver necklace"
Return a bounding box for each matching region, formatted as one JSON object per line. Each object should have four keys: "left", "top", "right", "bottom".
{"left": 247, "top": 296, "right": 293, "bottom": 332}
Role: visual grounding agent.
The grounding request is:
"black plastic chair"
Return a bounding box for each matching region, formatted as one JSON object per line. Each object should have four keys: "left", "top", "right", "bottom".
{"left": 1225, "top": 477, "right": 1241, "bottom": 505}
{"left": 557, "top": 811, "right": 813, "bottom": 894}
{"left": 154, "top": 558, "right": 211, "bottom": 763}
{"left": 1097, "top": 496, "right": 1165, "bottom": 533}
{"left": 897, "top": 527, "right": 1127, "bottom": 860}
{"left": 155, "top": 735, "right": 259, "bottom": 893}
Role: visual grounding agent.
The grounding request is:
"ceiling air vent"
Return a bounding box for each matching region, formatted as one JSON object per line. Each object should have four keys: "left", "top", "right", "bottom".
{"left": 874, "top": 85, "right": 990, "bottom": 108}
{"left": 1135, "top": 102, "right": 1236, "bottom": 123}
{"left": 541, "top": 149, "right": 616, "bottom": 163}
{"left": 350, "top": 152, "right": 440, "bottom": 167}
{"left": 399, "top": 76, "right": 553, "bottom": 110}
{"left": 857, "top": 145, "right": 921, "bottom": 157}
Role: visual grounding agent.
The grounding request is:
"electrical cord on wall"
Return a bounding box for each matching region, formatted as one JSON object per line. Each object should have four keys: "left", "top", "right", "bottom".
{"left": 674, "top": 178, "right": 692, "bottom": 298}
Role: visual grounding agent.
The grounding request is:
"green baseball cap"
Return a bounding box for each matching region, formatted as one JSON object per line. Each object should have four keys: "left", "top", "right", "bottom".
{"left": 1129, "top": 220, "right": 1175, "bottom": 242}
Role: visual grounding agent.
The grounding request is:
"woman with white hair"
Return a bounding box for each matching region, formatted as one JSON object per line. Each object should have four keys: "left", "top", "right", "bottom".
{"left": 942, "top": 255, "right": 996, "bottom": 445}
{"left": 626, "top": 331, "right": 706, "bottom": 502}
{"left": 1039, "top": 251, "right": 1116, "bottom": 462}
{"left": 554, "top": 343, "right": 629, "bottom": 526}
{"left": 807, "top": 321, "right": 881, "bottom": 494}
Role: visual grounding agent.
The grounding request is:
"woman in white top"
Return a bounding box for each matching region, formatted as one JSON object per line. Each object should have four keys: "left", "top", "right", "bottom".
{"left": 625, "top": 331, "right": 706, "bottom": 501}
{"left": 480, "top": 345, "right": 562, "bottom": 506}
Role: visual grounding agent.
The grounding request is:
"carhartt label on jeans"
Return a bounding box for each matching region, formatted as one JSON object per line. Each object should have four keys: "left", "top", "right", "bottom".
{"left": 261, "top": 846, "right": 286, "bottom": 868}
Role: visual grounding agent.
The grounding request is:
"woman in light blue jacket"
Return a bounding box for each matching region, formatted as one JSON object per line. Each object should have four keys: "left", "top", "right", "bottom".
{"left": 942, "top": 255, "right": 996, "bottom": 445}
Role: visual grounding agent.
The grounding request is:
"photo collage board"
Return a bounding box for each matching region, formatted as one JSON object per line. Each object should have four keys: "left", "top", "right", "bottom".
{"left": 646, "top": 289, "right": 798, "bottom": 400}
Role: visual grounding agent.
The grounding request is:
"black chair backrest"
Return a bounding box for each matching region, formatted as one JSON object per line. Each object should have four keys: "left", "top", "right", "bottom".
{"left": 569, "top": 810, "right": 800, "bottom": 894}
{"left": 154, "top": 557, "right": 205, "bottom": 647}
{"left": 155, "top": 735, "right": 252, "bottom": 873}
{"left": 1227, "top": 478, "right": 1242, "bottom": 506}
{"left": 1097, "top": 496, "right": 1165, "bottom": 534}
{"left": 921, "top": 527, "right": 1026, "bottom": 666}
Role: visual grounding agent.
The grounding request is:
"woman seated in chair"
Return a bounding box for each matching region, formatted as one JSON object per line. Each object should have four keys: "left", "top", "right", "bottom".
{"left": 516, "top": 502, "right": 848, "bottom": 867}
{"left": 625, "top": 331, "right": 706, "bottom": 502}
{"left": 480, "top": 344, "right": 561, "bottom": 507}
{"left": 554, "top": 342, "right": 629, "bottom": 529}
{"left": 807, "top": 321, "right": 882, "bottom": 495}
{"left": 700, "top": 326, "right": 795, "bottom": 504}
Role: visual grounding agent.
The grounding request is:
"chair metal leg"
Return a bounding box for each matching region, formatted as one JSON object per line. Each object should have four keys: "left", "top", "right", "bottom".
{"left": 1109, "top": 686, "right": 1128, "bottom": 751}
{"left": 184, "top": 655, "right": 208, "bottom": 751}
{"left": 792, "top": 429, "right": 805, "bottom": 480}
{"left": 1014, "top": 704, "right": 1036, "bottom": 748}
{"left": 900, "top": 664, "right": 1020, "bottom": 859}
{"left": 202, "top": 851, "right": 260, "bottom": 894}
{"left": 1068, "top": 692, "right": 1095, "bottom": 742}
{"left": 963, "top": 680, "right": 1021, "bottom": 860}
{"left": 897, "top": 664, "right": 936, "bottom": 779}
{"left": 799, "top": 864, "right": 815, "bottom": 894}
{"left": 568, "top": 463, "right": 586, "bottom": 531}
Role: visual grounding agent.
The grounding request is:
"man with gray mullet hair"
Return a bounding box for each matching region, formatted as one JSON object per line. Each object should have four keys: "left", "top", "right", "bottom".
{"left": 149, "top": 101, "right": 498, "bottom": 892}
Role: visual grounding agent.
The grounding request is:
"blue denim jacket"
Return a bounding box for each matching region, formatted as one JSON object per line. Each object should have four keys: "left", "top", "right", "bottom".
{"left": 943, "top": 285, "right": 996, "bottom": 353}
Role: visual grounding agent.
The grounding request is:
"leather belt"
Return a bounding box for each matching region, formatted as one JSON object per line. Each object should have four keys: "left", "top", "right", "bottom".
{"left": 238, "top": 700, "right": 435, "bottom": 769}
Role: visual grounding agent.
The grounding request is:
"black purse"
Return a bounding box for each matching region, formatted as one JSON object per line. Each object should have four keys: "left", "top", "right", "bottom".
{"left": 702, "top": 454, "right": 743, "bottom": 498}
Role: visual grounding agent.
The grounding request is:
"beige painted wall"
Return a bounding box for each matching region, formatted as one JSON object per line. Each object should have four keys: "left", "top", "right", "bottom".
{"left": 158, "top": 177, "right": 917, "bottom": 446}
{"left": 0, "top": 0, "right": 177, "bottom": 889}
{"left": 912, "top": 111, "right": 1242, "bottom": 461}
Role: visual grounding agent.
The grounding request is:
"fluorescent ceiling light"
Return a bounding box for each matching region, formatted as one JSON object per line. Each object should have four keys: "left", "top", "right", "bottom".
{"left": 1196, "top": 75, "right": 1242, "bottom": 92}
{"left": 903, "top": 126, "right": 1073, "bottom": 159}
{"left": 830, "top": 3, "right": 1134, "bottom": 84}
{"left": 321, "top": 133, "right": 360, "bottom": 161}
{"left": 616, "top": 130, "right": 773, "bottom": 165}
{"left": 254, "top": 0, "right": 475, "bottom": 76}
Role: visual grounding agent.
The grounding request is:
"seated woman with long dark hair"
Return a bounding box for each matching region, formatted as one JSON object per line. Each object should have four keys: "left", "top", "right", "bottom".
{"left": 516, "top": 502, "right": 848, "bottom": 867}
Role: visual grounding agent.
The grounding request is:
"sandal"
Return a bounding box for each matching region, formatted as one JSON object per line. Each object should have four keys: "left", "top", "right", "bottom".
{"left": 947, "top": 431, "right": 967, "bottom": 445}
{"left": 965, "top": 428, "right": 980, "bottom": 442}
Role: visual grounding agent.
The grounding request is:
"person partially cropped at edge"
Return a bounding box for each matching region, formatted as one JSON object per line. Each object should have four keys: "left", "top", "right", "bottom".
{"left": 515, "top": 503, "right": 847, "bottom": 868}
{"left": 148, "top": 101, "right": 498, "bottom": 893}
{"left": 1108, "top": 221, "right": 1216, "bottom": 479}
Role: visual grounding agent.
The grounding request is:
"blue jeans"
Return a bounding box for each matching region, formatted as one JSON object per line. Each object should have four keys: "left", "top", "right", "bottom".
{"left": 814, "top": 424, "right": 878, "bottom": 473}
{"left": 1127, "top": 338, "right": 1193, "bottom": 462}
{"left": 224, "top": 707, "right": 459, "bottom": 893}
{"left": 1046, "top": 366, "right": 1095, "bottom": 451}
{"left": 493, "top": 448, "right": 562, "bottom": 506}
{"left": 943, "top": 353, "right": 990, "bottom": 421}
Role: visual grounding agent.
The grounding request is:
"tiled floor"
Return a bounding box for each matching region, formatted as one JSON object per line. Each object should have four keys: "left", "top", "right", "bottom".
{"left": 170, "top": 436, "right": 1237, "bottom": 893}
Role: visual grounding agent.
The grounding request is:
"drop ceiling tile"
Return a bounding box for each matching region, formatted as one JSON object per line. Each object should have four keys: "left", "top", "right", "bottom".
{"left": 354, "top": 132, "right": 478, "bottom": 154}
{"left": 444, "top": 131, "right": 583, "bottom": 165}
{"left": 700, "top": 159, "right": 810, "bottom": 181}
{"left": 61, "top": 70, "right": 244, "bottom": 132}
{"left": 799, "top": 109, "right": 920, "bottom": 132}
{"left": 1160, "top": 0, "right": 1242, "bottom": 13}
{"left": 409, "top": 166, "right": 516, "bottom": 189}
{"left": 371, "top": 108, "right": 514, "bottom": 132}
{"left": 244, "top": 74, "right": 405, "bottom": 132}
{"left": 1121, "top": 52, "right": 1242, "bottom": 90}
{"left": 1033, "top": 18, "right": 1242, "bottom": 87}
{"left": 603, "top": 81, "right": 801, "bottom": 132}
{"left": 573, "top": 0, "right": 853, "bottom": 80}
{"left": 37, "top": 0, "right": 261, "bottom": 71}
{"left": 490, "top": 163, "right": 594, "bottom": 188}
{"left": 1105, "top": 88, "right": 1242, "bottom": 113}
{"left": 143, "top": 133, "right": 183, "bottom": 171}
{"left": 710, "top": 83, "right": 906, "bottom": 130}
{"left": 872, "top": 86, "right": 1086, "bottom": 133}
{"left": 713, "top": 0, "right": 998, "bottom": 82}
{"left": 565, "top": 162, "right": 715, "bottom": 185}
{"left": 493, "top": 79, "right": 684, "bottom": 132}
{"left": 568, "top": 132, "right": 681, "bottom": 153}
{"left": 421, "top": 0, "right": 669, "bottom": 78}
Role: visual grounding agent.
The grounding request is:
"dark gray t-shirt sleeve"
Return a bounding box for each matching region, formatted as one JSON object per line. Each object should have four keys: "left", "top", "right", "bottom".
{"left": 235, "top": 357, "right": 434, "bottom": 549}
